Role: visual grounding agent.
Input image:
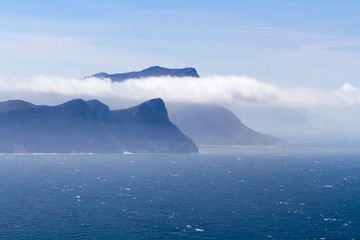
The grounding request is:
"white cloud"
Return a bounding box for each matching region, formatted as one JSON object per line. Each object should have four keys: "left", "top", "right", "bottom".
{"left": 1, "top": 75, "right": 360, "bottom": 108}
{"left": 334, "top": 83, "right": 360, "bottom": 106}
{"left": 0, "top": 75, "right": 113, "bottom": 96}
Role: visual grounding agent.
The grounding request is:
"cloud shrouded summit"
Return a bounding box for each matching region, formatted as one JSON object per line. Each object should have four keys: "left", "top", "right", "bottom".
{"left": 0, "top": 74, "right": 359, "bottom": 108}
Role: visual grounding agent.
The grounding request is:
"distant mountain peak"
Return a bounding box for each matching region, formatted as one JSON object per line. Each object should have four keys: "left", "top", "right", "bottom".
{"left": 167, "top": 103, "right": 282, "bottom": 146}
{"left": 146, "top": 66, "right": 161, "bottom": 70}
{"left": 89, "top": 66, "right": 200, "bottom": 82}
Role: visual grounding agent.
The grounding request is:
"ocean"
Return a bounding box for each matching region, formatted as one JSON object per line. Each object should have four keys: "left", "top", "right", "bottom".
{"left": 1, "top": 143, "right": 360, "bottom": 239}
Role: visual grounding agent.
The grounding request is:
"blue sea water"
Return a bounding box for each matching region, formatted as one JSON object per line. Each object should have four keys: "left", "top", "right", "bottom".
{"left": 1, "top": 143, "right": 360, "bottom": 239}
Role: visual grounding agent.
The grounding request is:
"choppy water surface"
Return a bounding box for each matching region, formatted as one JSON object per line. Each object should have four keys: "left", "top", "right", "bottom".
{"left": 1, "top": 144, "right": 360, "bottom": 239}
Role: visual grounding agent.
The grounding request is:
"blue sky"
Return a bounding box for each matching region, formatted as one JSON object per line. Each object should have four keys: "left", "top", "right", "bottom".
{"left": 0, "top": 0, "right": 359, "bottom": 88}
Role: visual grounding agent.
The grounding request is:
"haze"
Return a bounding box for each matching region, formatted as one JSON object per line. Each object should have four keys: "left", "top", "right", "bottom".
{"left": 1, "top": 0, "right": 360, "bottom": 141}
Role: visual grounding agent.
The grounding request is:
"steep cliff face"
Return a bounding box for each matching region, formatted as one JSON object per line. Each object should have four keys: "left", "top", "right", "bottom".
{"left": 0, "top": 98, "right": 198, "bottom": 153}
{"left": 127, "top": 98, "right": 169, "bottom": 121}
{"left": 91, "top": 66, "right": 200, "bottom": 81}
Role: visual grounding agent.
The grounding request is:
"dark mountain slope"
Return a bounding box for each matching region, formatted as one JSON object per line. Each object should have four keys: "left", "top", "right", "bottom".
{"left": 168, "top": 103, "right": 282, "bottom": 146}
{"left": 0, "top": 98, "right": 198, "bottom": 153}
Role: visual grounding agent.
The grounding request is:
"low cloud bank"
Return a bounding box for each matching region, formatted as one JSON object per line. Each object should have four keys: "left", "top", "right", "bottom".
{"left": 0, "top": 74, "right": 359, "bottom": 107}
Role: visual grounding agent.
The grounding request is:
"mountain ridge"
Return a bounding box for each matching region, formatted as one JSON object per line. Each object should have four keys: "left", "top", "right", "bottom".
{"left": 90, "top": 66, "right": 200, "bottom": 81}
{"left": 0, "top": 98, "right": 198, "bottom": 153}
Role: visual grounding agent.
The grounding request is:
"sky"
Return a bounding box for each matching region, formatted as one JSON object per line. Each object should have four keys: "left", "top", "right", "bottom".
{"left": 0, "top": 0, "right": 360, "bottom": 123}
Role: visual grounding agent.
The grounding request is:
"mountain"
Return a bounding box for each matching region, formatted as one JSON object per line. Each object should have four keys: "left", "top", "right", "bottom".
{"left": 167, "top": 103, "right": 282, "bottom": 146}
{"left": 90, "top": 66, "right": 200, "bottom": 82}
{"left": 87, "top": 67, "right": 281, "bottom": 145}
{"left": 0, "top": 98, "right": 198, "bottom": 153}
